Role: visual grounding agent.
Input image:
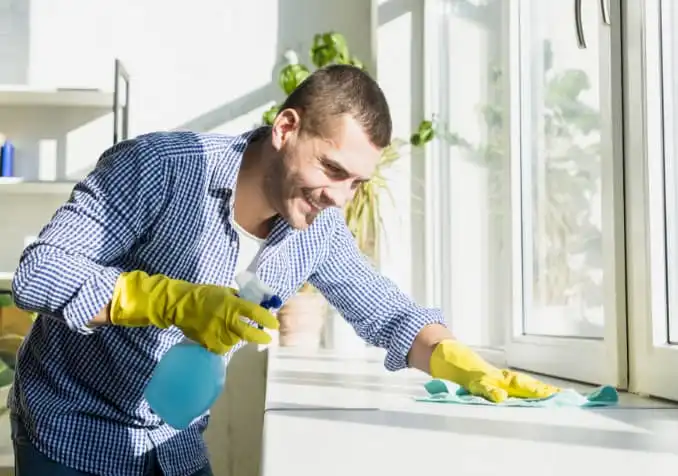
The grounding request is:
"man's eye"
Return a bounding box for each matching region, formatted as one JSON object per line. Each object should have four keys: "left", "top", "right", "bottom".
{"left": 324, "top": 163, "right": 344, "bottom": 177}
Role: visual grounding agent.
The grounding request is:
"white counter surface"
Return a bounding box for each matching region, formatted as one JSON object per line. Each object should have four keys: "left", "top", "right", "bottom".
{"left": 261, "top": 347, "right": 678, "bottom": 476}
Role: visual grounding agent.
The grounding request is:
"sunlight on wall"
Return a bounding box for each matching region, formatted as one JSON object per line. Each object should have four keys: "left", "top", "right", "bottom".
{"left": 0, "top": 0, "right": 374, "bottom": 287}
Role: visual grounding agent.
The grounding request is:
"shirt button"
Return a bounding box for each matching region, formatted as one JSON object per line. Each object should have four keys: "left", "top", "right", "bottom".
{"left": 230, "top": 241, "right": 238, "bottom": 248}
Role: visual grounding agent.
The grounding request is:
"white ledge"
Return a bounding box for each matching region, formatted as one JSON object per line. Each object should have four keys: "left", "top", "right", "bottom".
{"left": 0, "top": 86, "right": 124, "bottom": 108}
{"left": 261, "top": 346, "right": 678, "bottom": 475}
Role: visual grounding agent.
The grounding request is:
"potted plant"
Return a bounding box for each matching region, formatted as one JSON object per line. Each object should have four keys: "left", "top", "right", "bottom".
{"left": 262, "top": 32, "right": 434, "bottom": 348}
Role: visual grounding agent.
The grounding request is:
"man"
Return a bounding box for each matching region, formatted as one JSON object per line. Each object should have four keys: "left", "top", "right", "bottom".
{"left": 9, "top": 64, "right": 559, "bottom": 475}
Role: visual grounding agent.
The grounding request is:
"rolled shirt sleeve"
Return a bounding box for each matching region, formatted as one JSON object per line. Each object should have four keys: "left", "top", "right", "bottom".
{"left": 11, "top": 137, "right": 169, "bottom": 332}
{"left": 309, "top": 209, "right": 447, "bottom": 371}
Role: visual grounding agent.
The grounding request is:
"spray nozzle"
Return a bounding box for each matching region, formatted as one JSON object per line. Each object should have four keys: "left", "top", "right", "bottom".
{"left": 234, "top": 271, "right": 282, "bottom": 310}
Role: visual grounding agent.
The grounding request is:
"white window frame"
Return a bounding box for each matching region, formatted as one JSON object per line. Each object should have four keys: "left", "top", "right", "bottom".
{"left": 625, "top": 0, "right": 678, "bottom": 401}
{"left": 501, "top": 0, "right": 628, "bottom": 387}
{"left": 422, "top": 0, "right": 446, "bottom": 315}
{"left": 421, "top": 0, "right": 509, "bottom": 366}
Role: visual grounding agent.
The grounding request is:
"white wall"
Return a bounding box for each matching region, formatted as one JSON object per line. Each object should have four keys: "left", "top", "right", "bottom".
{"left": 0, "top": 0, "right": 375, "bottom": 282}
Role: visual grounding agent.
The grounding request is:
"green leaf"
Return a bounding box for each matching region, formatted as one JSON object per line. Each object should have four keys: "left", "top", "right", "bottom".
{"left": 410, "top": 119, "right": 435, "bottom": 146}
{"left": 0, "top": 293, "right": 13, "bottom": 308}
{"left": 327, "top": 32, "right": 349, "bottom": 63}
{"left": 349, "top": 56, "right": 364, "bottom": 69}
{"left": 310, "top": 32, "right": 351, "bottom": 68}
{"left": 262, "top": 104, "right": 280, "bottom": 126}
{"left": 278, "top": 63, "right": 310, "bottom": 95}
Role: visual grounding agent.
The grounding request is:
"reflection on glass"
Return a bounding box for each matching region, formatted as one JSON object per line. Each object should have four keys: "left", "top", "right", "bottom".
{"left": 436, "top": 0, "right": 508, "bottom": 347}
{"left": 521, "top": 0, "right": 604, "bottom": 338}
{"left": 661, "top": 0, "right": 678, "bottom": 344}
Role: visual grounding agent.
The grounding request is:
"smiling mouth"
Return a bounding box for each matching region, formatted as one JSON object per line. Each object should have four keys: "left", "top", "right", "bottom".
{"left": 302, "top": 190, "right": 322, "bottom": 211}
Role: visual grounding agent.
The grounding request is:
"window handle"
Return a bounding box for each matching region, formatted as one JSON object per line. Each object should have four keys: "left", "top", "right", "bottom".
{"left": 600, "top": 0, "right": 611, "bottom": 25}
{"left": 575, "top": 0, "right": 587, "bottom": 49}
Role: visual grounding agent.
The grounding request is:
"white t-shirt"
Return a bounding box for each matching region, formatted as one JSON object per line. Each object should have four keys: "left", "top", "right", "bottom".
{"left": 230, "top": 219, "right": 266, "bottom": 289}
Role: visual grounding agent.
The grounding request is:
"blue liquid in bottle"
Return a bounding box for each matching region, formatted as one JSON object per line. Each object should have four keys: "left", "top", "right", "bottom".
{"left": 144, "top": 272, "right": 281, "bottom": 430}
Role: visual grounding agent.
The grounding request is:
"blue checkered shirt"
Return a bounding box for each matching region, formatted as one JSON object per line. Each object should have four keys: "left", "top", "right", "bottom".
{"left": 8, "top": 127, "right": 445, "bottom": 475}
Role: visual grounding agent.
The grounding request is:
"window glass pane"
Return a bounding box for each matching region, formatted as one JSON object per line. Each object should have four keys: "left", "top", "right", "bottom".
{"left": 521, "top": 0, "right": 604, "bottom": 338}
{"left": 439, "top": 0, "right": 508, "bottom": 347}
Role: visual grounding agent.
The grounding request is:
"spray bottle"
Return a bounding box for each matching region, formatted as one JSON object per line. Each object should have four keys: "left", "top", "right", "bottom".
{"left": 144, "top": 271, "right": 281, "bottom": 429}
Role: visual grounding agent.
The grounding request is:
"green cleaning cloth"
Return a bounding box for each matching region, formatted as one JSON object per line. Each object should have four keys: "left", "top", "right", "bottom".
{"left": 416, "top": 379, "right": 619, "bottom": 407}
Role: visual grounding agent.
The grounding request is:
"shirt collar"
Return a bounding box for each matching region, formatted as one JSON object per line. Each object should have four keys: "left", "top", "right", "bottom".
{"left": 209, "top": 126, "right": 271, "bottom": 192}
{"left": 208, "top": 125, "right": 299, "bottom": 248}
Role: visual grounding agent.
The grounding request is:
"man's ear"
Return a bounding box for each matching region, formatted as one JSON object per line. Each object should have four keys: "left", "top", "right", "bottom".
{"left": 271, "top": 108, "right": 301, "bottom": 151}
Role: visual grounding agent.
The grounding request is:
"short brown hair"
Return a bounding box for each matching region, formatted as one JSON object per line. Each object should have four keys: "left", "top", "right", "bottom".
{"left": 280, "top": 64, "right": 392, "bottom": 148}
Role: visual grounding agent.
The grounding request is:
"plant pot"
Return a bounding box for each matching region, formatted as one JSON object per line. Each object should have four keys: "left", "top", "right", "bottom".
{"left": 277, "top": 292, "right": 327, "bottom": 349}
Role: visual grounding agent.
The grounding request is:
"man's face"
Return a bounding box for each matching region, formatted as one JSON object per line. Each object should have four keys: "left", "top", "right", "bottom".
{"left": 266, "top": 110, "right": 383, "bottom": 230}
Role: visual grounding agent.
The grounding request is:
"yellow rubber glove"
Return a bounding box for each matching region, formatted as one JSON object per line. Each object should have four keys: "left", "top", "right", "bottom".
{"left": 110, "top": 270, "right": 279, "bottom": 354}
{"left": 430, "top": 339, "right": 560, "bottom": 403}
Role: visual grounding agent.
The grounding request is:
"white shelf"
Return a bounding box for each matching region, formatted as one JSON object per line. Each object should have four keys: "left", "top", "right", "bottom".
{"left": 0, "top": 86, "right": 124, "bottom": 108}
{"left": 0, "top": 273, "right": 12, "bottom": 292}
{"left": 0, "top": 177, "right": 77, "bottom": 195}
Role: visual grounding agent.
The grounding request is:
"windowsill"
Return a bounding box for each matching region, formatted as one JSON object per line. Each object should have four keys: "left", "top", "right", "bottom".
{"left": 265, "top": 345, "right": 678, "bottom": 409}
{"left": 261, "top": 346, "right": 678, "bottom": 475}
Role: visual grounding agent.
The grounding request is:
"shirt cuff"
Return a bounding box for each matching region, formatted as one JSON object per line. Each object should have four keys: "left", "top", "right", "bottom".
{"left": 62, "top": 266, "right": 121, "bottom": 333}
{"left": 384, "top": 307, "right": 447, "bottom": 372}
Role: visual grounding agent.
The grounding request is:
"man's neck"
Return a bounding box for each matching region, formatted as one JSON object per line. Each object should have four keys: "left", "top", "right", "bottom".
{"left": 233, "top": 137, "right": 277, "bottom": 239}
